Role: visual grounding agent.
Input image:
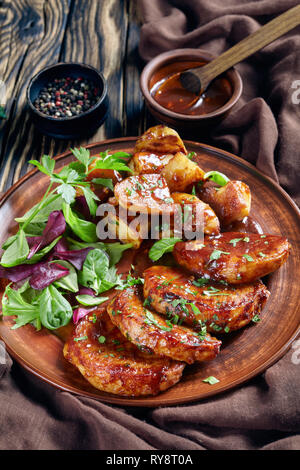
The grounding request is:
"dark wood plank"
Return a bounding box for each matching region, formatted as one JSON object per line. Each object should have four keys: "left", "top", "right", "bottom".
{"left": 0, "top": 0, "right": 72, "bottom": 191}
{"left": 0, "top": 0, "right": 146, "bottom": 194}
{"left": 123, "top": 2, "right": 146, "bottom": 137}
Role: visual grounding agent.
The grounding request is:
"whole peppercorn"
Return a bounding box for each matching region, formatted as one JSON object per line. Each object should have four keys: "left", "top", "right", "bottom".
{"left": 34, "top": 77, "right": 101, "bottom": 118}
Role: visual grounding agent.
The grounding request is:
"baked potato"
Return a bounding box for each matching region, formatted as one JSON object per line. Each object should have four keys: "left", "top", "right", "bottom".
{"left": 198, "top": 180, "right": 251, "bottom": 226}
{"left": 171, "top": 192, "right": 220, "bottom": 236}
{"left": 133, "top": 125, "right": 187, "bottom": 155}
{"left": 161, "top": 152, "right": 205, "bottom": 192}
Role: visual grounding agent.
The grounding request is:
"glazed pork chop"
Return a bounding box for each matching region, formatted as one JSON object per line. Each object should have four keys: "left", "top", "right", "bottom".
{"left": 143, "top": 266, "right": 270, "bottom": 333}
{"left": 63, "top": 308, "right": 185, "bottom": 397}
{"left": 173, "top": 232, "right": 290, "bottom": 284}
{"left": 107, "top": 286, "right": 221, "bottom": 364}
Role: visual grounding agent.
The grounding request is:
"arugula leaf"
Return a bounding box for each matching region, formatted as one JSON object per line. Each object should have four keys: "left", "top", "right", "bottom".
{"left": 78, "top": 248, "right": 109, "bottom": 294}
{"left": 90, "top": 151, "right": 133, "bottom": 173}
{"left": 2, "top": 283, "right": 41, "bottom": 329}
{"left": 70, "top": 147, "right": 91, "bottom": 173}
{"left": 29, "top": 157, "right": 54, "bottom": 176}
{"left": 62, "top": 203, "right": 98, "bottom": 243}
{"left": 66, "top": 237, "right": 132, "bottom": 266}
{"left": 41, "top": 155, "right": 55, "bottom": 175}
{"left": 52, "top": 260, "right": 79, "bottom": 293}
{"left": 80, "top": 185, "right": 99, "bottom": 217}
{"left": 149, "top": 238, "right": 182, "bottom": 262}
{"left": 15, "top": 194, "right": 63, "bottom": 225}
{"left": 98, "top": 266, "right": 123, "bottom": 293}
{"left": 91, "top": 178, "right": 114, "bottom": 191}
{"left": 56, "top": 183, "right": 77, "bottom": 205}
{"left": 75, "top": 294, "right": 109, "bottom": 306}
{"left": 39, "top": 284, "right": 73, "bottom": 330}
{"left": 204, "top": 171, "right": 230, "bottom": 187}
{"left": 0, "top": 230, "right": 29, "bottom": 267}
{"left": 105, "top": 242, "right": 133, "bottom": 266}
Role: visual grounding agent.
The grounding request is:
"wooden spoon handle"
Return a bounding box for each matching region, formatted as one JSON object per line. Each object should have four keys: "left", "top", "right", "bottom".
{"left": 199, "top": 4, "right": 300, "bottom": 89}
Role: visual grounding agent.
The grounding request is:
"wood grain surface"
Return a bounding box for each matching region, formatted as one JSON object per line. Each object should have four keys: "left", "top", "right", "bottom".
{"left": 0, "top": 0, "right": 148, "bottom": 193}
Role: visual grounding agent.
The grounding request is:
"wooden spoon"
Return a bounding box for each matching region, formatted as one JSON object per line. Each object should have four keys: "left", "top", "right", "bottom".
{"left": 180, "top": 5, "right": 300, "bottom": 95}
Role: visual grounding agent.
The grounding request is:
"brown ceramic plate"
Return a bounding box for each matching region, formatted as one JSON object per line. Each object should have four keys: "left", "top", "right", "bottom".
{"left": 0, "top": 137, "right": 299, "bottom": 407}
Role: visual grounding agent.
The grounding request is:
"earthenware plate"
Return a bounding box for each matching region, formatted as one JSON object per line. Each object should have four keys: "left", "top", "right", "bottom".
{"left": 0, "top": 137, "right": 299, "bottom": 406}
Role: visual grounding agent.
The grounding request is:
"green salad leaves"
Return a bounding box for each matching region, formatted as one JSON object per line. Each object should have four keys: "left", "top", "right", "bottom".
{"left": 0, "top": 147, "right": 133, "bottom": 331}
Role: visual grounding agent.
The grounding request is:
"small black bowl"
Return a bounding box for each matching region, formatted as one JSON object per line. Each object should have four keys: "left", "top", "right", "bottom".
{"left": 26, "top": 62, "right": 108, "bottom": 139}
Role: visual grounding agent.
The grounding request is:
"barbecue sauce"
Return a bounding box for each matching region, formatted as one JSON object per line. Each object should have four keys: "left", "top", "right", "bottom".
{"left": 149, "top": 60, "right": 232, "bottom": 116}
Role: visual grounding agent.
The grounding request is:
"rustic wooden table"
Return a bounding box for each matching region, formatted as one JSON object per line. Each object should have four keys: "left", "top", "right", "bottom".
{"left": 0, "top": 0, "right": 153, "bottom": 194}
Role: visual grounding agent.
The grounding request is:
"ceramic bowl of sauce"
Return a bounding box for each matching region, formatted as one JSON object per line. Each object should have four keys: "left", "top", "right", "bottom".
{"left": 140, "top": 49, "right": 243, "bottom": 129}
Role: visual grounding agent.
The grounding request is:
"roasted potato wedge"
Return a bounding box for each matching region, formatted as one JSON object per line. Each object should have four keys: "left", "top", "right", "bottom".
{"left": 161, "top": 152, "right": 205, "bottom": 192}
{"left": 114, "top": 174, "right": 175, "bottom": 215}
{"left": 128, "top": 151, "right": 174, "bottom": 175}
{"left": 198, "top": 180, "right": 251, "bottom": 226}
{"left": 133, "top": 125, "right": 187, "bottom": 155}
{"left": 143, "top": 266, "right": 270, "bottom": 333}
{"left": 64, "top": 308, "right": 185, "bottom": 397}
{"left": 171, "top": 192, "right": 220, "bottom": 236}
{"left": 173, "top": 232, "right": 291, "bottom": 284}
{"left": 107, "top": 286, "right": 221, "bottom": 364}
{"left": 107, "top": 210, "right": 149, "bottom": 249}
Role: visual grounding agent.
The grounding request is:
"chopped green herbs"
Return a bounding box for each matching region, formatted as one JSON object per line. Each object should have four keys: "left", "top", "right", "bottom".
{"left": 203, "top": 171, "right": 230, "bottom": 187}
{"left": 243, "top": 254, "right": 254, "bottom": 262}
{"left": 74, "top": 336, "right": 88, "bottom": 342}
{"left": 187, "top": 151, "right": 196, "bottom": 160}
{"left": 203, "top": 376, "right": 219, "bottom": 385}
{"left": 252, "top": 314, "right": 261, "bottom": 323}
{"left": 192, "top": 277, "right": 210, "bottom": 287}
{"left": 229, "top": 238, "right": 243, "bottom": 247}
{"left": 144, "top": 310, "right": 173, "bottom": 332}
{"left": 209, "top": 250, "right": 230, "bottom": 261}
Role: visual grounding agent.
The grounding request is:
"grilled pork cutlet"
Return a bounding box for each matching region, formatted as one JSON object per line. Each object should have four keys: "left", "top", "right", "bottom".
{"left": 107, "top": 287, "right": 221, "bottom": 365}
{"left": 173, "top": 232, "right": 290, "bottom": 284}
{"left": 63, "top": 308, "right": 185, "bottom": 397}
{"left": 143, "top": 266, "right": 270, "bottom": 334}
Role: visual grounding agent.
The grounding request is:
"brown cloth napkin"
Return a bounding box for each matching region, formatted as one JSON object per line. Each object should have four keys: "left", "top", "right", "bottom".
{"left": 0, "top": 345, "right": 299, "bottom": 450}
{"left": 139, "top": 0, "right": 300, "bottom": 206}
{"left": 0, "top": 0, "right": 300, "bottom": 451}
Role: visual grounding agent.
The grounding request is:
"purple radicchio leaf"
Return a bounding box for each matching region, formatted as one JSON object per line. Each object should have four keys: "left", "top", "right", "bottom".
{"left": 74, "top": 196, "right": 97, "bottom": 223}
{"left": 53, "top": 237, "right": 69, "bottom": 253}
{"left": 27, "top": 210, "right": 66, "bottom": 259}
{"left": 77, "top": 286, "right": 95, "bottom": 296}
{"left": 0, "top": 261, "right": 69, "bottom": 290}
{"left": 0, "top": 264, "right": 38, "bottom": 283}
{"left": 29, "top": 262, "right": 69, "bottom": 290}
{"left": 73, "top": 306, "right": 96, "bottom": 324}
{"left": 52, "top": 245, "right": 93, "bottom": 270}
